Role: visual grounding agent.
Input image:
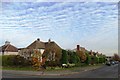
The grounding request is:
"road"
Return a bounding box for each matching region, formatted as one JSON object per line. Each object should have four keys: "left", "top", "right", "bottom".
{"left": 2, "top": 64, "right": 119, "bottom": 78}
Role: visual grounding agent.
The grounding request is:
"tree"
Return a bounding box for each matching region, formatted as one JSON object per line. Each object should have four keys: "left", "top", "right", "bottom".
{"left": 85, "top": 52, "right": 91, "bottom": 65}
{"left": 67, "top": 50, "right": 73, "bottom": 63}
{"left": 76, "top": 50, "right": 87, "bottom": 63}
{"left": 112, "top": 53, "right": 120, "bottom": 61}
{"left": 94, "top": 56, "right": 99, "bottom": 64}
{"left": 32, "top": 50, "right": 42, "bottom": 71}
{"left": 60, "top": 49, "right": 68, "bottom": 64}
{"left": 98, "top": 55, "right": 106, "bottom": 63}
{"left": 70, "top": 52, "right": 80, "bottom": 64}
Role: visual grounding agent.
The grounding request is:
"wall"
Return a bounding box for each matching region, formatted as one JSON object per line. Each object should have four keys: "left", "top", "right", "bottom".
{"left": 3, "top": 52, "right": 18, "bottom": 55}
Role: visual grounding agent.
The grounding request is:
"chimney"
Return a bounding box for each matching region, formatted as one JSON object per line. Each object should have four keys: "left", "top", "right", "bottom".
{"left": 77, "top": 45, "right": 80, "bottom": 51}
{"left": 5, "top": 41, "right": 10, "bottom": 45}
{"left": 90, "top": 50, "right": 92, "bottom": 52}
{"left": 48, "top": 38, "right": 51, "bottom": 43}
{"left": 90, "top": 50, "right": 93, "bottom": 55}
{"left": 37, "top": 38, "right": 40, "bottom": 41}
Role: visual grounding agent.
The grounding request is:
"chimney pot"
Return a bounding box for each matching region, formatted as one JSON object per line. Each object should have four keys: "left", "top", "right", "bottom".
{"left": 5, "top": 41, "right": 10, "bottom": 45}
{"left": 37, "top": 38, "right": 40, "bottom": 41}
{"left": 48, "top": 39, "right": 51, "bottom": 43}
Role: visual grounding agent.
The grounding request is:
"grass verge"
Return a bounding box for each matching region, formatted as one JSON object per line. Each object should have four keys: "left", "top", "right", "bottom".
{"left": 2, "top": 66, "right": 35, "bottom": 71}
{"left": 2, "top": 64, "right": 104, "bottom": 71}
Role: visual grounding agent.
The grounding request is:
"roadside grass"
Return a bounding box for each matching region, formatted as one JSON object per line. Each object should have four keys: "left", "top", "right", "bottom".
{"left": 2, "top": 63, "right": 104, "bottom": 71}
{"left": 46, "top": 63, "right": 104, "bottom": 71}
{"left": 2, "top": 66, "right": 35, "bottom": 71}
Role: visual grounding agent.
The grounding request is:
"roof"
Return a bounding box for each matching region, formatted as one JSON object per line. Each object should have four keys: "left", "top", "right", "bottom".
{"left": 1, "top": 44, "right": 18, "bottom": 52}
{"left": 73, "top": 47, "right": 87, "bottom": 52}
{"left": 44, "top": 41, "right": 61, "bottom": 54}
{"left": 26, "top": 38, "right": 61, "bottom": 50}
{"left": 18, "top": 48, "right": 26, "bottom": 50}
{"left": 45, "top": 41, "right": 61, "bottom": 49}
{"left": 27, "top": 40, "right": 45, "bottom": 49}
{"left": 45, "top": 41, "right": 55, "bottom": 47}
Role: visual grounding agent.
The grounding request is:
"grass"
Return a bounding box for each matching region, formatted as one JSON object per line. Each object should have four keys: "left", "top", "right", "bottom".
{"left": 45, "top": 63, "right": 104, "bottom": 71}
{"left": 2, "top": 66, "right": 35, "bottom": 71}
{"left": 2, "top": 63, "right": 104, "bottom": 71}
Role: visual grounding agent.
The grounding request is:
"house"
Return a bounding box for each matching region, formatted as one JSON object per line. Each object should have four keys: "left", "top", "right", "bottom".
{"left": 74, "top": 45, "right": 87, "bottom": 62}
{"left": 43, "top": 39, "right": 62, "bottom": 62}
{"left": 19, "top": 38, "right": 62, "bottom": 63}
{"left": 106, "top": 56, "right": 112, "bottom": 61}
{"left": 73, "top": 45, "right": 87, "bottom": 53}
{"left": 0, "top": 41, "right": 18, "bottom": 55}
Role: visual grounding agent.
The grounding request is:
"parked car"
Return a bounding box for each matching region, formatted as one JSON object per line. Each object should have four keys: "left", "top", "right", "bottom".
{"left": 114, "top": 61, "right": 119, "bottom": 64}
{"left": 106, "top": 61, "right": 111, "bottom": 66}
{"left": 62, "top": 63, "right": 75, "bottom": 68}
{"left": 111, "top": 61, "right": 115, "bottom": 65}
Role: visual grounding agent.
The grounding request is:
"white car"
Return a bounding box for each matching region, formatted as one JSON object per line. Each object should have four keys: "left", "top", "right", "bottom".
{"left": 106, "top": 61, "right": 111, "bottom": 66}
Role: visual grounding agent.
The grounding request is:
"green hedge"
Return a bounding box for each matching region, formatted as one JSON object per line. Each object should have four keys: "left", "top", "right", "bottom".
{"left": 85, "top": 52, "right": 91, "bottom": 64}
{"left": 98, "top": 56, "right": 106, "bottom": 63}
{"left": 94, "top": 56, "right": 99, "bottom": 64}
{"left": 69, "top": 52, "right": 80, "bottom": 64}
{"left": 60, "top": 49, "right": 68, "bottom": 64}
{"left": 45, "top": 61, "right": 61, "bottom": 67}
{"left": 2, "top": 55, "right": 14, "bottom": 66}
{"left": 2, "top": 55, "right": 32, "bottom": 67}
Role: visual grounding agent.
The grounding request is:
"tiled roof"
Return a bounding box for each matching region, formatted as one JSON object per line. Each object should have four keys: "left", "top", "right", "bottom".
{"left": 1, "top": 44, "right": 18, "bottom": 52}
{"left": 27, "top": 40, "right": 45, "bottom": 49}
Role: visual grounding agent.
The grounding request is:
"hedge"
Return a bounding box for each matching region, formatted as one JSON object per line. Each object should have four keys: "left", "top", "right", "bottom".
{"left": 2, "top": 55, "right": 32, "bottom": 67}
{"left": 85, "top": 52, "right": 91, "bottom": 64}
{"left": 60, "top": 49, "right": 68, "bottom": 64}
{"left": 68, "top": 51, "right": 80, "bottom": 64}
{"left": 98, "top": 56, "right": 106, "bottom": 63}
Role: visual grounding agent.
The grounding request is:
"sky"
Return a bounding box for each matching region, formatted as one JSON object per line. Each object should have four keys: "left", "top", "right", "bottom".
{"left": 0, "top": 2, "right": 118, "bottom": 56}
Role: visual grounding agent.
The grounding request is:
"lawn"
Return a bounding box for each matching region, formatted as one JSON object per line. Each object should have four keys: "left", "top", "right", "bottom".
{"left": 46, "top": 64, "right": 104, "bottom": 71}
{"left": 2, "top": 63, "right": 104, "bottom": 71}
{"left": 2, "top": 66, "right": 35, "bottom": 71}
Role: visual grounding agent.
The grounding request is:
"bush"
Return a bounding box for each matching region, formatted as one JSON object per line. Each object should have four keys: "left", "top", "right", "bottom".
{"left": 70, "top": 52, "right": 80, "bottom": 64}
{"left": 98, "top": 56, "right": 106, "bottom": 63}
{"left": 76, "top": 50, "right": 87, "bottom": 63}
{"left": 85, "top": 52, "right": 91, "bottom": 65}
{"left": 45, "top": 61, "right": 60, "bottom": 67}
{"left": 94, "top": 56, "right": 99, "bottom": 64}
{"left": 2, "top": 55, "right": 32, "bottom": 67}
{"left": 60, "top": 49, "right": 68, "bottom": 64}
{"left": 2, "top": 55, "right": 15, "bottom": 66}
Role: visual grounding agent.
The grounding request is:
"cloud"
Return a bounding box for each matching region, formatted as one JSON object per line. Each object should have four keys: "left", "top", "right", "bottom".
{"left": 0, "top": 2, "right": 118, "bottom": 56}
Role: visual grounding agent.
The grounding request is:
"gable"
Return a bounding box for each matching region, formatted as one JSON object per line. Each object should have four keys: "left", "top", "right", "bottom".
{"left": 27, "top": 40, "right": 45, "bottom": 49}
{"left": 1, "top": 44, "right": 18, "bottom": 52}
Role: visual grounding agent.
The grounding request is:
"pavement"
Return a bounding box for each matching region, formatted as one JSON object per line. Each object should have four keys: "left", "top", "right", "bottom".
{"left": 2, "top": 64, "right": 119, "bottom": 78}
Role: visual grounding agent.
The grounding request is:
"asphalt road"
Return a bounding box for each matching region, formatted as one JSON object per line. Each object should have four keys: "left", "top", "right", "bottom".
{"left": 2, "top": 64, "right": 119, "bottom": 78}
{"left": 63, "top": 64, "right": 118, "bottom": 78}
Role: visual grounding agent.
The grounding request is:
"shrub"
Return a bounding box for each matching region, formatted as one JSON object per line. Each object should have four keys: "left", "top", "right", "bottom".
{"left": 2, "top": 55, "right": 32, "bottom": 67}
{"left": 45, "top": 61, "right": 60, "bottom": 67}
{"left": 76, "top": 50, "right": 87, "bottom": 63}
{"left": 70, "top": 52, "right": 80, "bottom": 64}
{"left": 2, "top": 55, "right": 15, "bottom": 66}
{"left": 94, "top": 56, "right": 99, "bottom": 64}
{"left": 98, "top": 55, "right": 106, "bottom": 63}
{"left": 85, "top": 52, "right": 91, "bottom": 65}
{"left": 60, "top": 49, "right": 68, "bottom": 64}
